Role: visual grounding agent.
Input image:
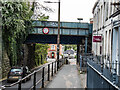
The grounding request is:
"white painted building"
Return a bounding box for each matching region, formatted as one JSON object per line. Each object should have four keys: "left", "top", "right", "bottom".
{"left": 92, "top": 0, "right": 120, "bottom": 75}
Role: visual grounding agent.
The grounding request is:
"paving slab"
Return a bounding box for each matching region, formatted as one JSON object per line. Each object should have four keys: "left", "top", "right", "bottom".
{"left": 46, "top": 65, "right": 82, "bottom": 88}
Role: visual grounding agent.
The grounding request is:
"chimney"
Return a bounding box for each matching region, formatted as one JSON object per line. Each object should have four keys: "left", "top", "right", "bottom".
{"left": 90, "top": 18, "right": 93, "bottom": 24}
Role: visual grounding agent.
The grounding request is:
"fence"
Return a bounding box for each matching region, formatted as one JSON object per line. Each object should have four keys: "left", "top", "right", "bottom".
{"left": 86, "top": 55, "right": 120, "bottom": 89}
{"left": 80, "top": 53, "right": 93, "bottom": 71}
{"left": 0, "top": 59, "right": 65, "bottom": 90}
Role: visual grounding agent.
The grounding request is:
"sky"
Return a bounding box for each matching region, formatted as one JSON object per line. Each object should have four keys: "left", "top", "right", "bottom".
{"left": 39, "top": 0, "right": 97, "bottom": 23}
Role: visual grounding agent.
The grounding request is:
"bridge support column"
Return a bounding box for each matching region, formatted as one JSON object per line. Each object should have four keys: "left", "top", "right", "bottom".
{"left": 77, "top": 44, "right": 80, "bottom": 65}
{"left": 85, "top": 37, "right": 88, "bottom": 53}
{"left": 27, "top": 44, "right": 36, "bottom": 69}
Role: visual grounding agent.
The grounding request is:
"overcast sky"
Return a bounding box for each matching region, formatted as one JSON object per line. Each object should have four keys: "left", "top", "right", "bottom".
{"left": 39, "top": 0, "right": 97, "bottom": 23}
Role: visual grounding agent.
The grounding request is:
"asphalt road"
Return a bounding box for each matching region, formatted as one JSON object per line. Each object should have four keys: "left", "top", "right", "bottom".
{"left": 0, "top": 59, "right": 58, "bottom": 89}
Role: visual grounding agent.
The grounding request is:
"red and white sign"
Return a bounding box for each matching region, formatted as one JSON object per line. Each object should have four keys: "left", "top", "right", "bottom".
{"left": 93, "top": 36, "right": 102, "bottom": 42}
{"left": 43, "top": 27, "right": 49, "bottom": 34}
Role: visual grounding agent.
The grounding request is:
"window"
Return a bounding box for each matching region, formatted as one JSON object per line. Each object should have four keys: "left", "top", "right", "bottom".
{"left": 106, "top": 2, "right": 109, "bottom": 20}
{"left": 105, "top": 31, "right": 107, "bottom": 56}
{"left": 101, "top": 6, "right": 103, "bottom": 27}
{"left": 100, "top": 46, "right": 102, "bottom": 54}
{"left": 104, "top": 2, "right": 106, "bottom": 22}
{"left": 108, "top": 30, "right": 111, "bottom": 55}
{"left": 51, "top": 45, "right": 55, "bottom": 50}
{"left": 110, "top": 1, "right": 112, "bottom": 16}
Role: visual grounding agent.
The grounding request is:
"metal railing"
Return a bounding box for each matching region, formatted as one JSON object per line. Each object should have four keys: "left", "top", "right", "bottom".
{"left": 82, "top": 53, "right": 120, "bottom": 89}
{"left": 1, "top": 59, "right": 65, "bottom": 90}
{"left": 87, "top": 62, "right": 120, "bottom": 89}
{"left": 80, "top": 53, "right": 93, "bottom": 71}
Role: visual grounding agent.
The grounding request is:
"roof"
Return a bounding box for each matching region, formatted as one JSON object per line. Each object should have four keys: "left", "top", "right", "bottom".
{"left": 63, "top": 50, "right": 74, "bottom": 54}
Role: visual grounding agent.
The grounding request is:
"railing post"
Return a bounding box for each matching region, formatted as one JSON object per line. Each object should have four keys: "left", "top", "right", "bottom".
{"left": 113, "top": 68, "right": 116, "bottom": 84}
{"left": 42, "top": 67, "right": 45, "bottom": 88}
{"left": 41, "top": 55, "right": 43, "bottom": 64}
{"left": 48, "top": 64, "right": 50, "bottom": 81}
{"left": 33, "top": 71, "right": 36, "bottom": 90}
{"left": 52, "top": 62, "right": 53, "bottom": 76}
{"left": 101, "top": 62, "right": 103, "bottom": 73}
{"left": 113, "top": 60, "right": 117, "bottom": 85}
{"left": 59, "top": 60, "right": 61, "bottom": 68}
{"left": 57, "top": 60, "right": 59, "bottom": 71}
{"left": 54, "top": 61, "right": 56, "bottom": 73}
{"left": 18, "top": 79, "right": 21, "bottom": 90}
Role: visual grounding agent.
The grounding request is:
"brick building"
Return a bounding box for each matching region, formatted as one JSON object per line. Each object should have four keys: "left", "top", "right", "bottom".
{"left": 47, "top": 44, "right": 64, "bottom": 59}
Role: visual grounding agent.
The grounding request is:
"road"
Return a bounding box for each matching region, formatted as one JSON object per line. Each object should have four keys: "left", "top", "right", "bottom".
{"left": 0, "top": 58, "right": 58, "bottom": 89}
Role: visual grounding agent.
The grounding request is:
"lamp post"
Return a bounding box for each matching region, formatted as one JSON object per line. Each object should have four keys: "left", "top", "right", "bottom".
{"left": 77, "top": 18, "right": 83, "bottom": 23}
{"left": 77, "top": 18, "right": 83, "bottom": 65}
{"left": 44, "top": 0, "right": 60, "bottom": 70}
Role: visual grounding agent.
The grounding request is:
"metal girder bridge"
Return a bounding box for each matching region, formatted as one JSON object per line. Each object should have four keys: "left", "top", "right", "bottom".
{"left": 24, "top": 20, "right": 92, "bottom": 44}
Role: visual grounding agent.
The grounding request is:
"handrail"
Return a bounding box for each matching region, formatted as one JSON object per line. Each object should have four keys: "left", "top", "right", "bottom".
{"left": 1, "top": 59, "right": 65, "bottom": 89}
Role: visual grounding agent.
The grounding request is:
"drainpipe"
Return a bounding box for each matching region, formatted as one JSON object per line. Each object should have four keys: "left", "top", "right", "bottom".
{"left": 85, "top": 37, "right": 88, "bottom": 53}
{"left": 96, "top": 5, "right": 99, "bottom": 56}
{"left": 118, "top": 26, "right": 120, "bottom": 75}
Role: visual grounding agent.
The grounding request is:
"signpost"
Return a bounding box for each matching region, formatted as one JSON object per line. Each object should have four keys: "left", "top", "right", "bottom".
{"left": 43, "top": 27, "right": 49, "bottom": 34}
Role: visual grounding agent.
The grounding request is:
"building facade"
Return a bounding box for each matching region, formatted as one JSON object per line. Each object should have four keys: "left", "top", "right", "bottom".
{"left": 92, "top": 0, "right": 120, "bottom": 75}
{"left": 47, "top": 44, "right": 64, "bottom": 59}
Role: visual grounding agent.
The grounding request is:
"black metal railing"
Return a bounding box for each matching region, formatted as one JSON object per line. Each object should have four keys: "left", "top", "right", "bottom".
{"left": 81, "top": 53, "right": 120, "bottom": 89}
{"left": 1, "top": 59, "right": 65, "bottom": 90}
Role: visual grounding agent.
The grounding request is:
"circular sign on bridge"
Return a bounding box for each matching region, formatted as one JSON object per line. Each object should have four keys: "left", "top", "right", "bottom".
{"left": 43, "top": 27, "right": 49, "bottom": 34}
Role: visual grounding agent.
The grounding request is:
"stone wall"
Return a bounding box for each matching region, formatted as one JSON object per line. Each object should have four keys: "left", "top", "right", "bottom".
{"left": 26, "top": 44, "right": 36, "bottom": 69}
{"left": 2, "top": 48, "right": 11, "bottom": 78}
{"left": 1, "top": 44, "right": 36, "bottom": 79}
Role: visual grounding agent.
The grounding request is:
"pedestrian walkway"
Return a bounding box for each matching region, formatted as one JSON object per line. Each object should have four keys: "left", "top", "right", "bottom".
{"left": 46, "top": 64, "right": 82, "bottom": 88}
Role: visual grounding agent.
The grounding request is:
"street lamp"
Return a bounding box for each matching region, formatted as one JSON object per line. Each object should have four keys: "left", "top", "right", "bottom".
{"left": 77, "top": 18, "right": 83, "bottom": 23}
{"left": 77, "top": 18, "right": 83, "bottom": 65}
{"left": 44, "top": 0, "right": 60, "bottom": 71}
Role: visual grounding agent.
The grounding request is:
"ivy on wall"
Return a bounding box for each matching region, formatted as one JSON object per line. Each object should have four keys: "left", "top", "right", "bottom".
{"left": 2, "top": 1, "right": 51, "bottom": 67}
{"left": 2, "top": 1, "right": 34, "bottom": 66}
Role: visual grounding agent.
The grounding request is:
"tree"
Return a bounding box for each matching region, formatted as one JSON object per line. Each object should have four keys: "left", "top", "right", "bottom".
{"left": 35, "top": 44, "right": 49, "bottom": 66}
{"left": 2, "top": 0, "right": 52, "bottom": 67}
{"left": 2, "top": 1, "right": 34, "bottom": 66}
{"left": 64, "top": 45, "right": 77, "bottom": 51}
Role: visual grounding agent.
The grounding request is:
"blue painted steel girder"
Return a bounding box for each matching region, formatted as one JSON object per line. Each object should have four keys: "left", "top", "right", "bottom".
{"left": 24, "top": 34, "right": 85, "bottom": 44}
{"left": 32, "top": 21, "right": 92, "bottom": 36}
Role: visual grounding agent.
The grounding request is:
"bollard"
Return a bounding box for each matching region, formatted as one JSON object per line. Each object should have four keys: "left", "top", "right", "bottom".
{"left": 33, "top": 71, "right": 36, "bottom": 90}
{"left": 52, "top": 62, "right": 53, "bottom": 76}
{"left": 48, "top": 64, "right": 50, "bottom": 81}
{"left": 18, "top": 79, "right": 21, "bottom": 90}
{"left": 42, "top": 67, "right": 45, "bottom": 88}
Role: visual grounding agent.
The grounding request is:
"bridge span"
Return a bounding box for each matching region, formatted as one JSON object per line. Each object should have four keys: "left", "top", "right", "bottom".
{"left": 24, "top": 20, "right": 92, "bottom": 65}
{"left": 25, "top": 20, "right": 92, "bottom": 45}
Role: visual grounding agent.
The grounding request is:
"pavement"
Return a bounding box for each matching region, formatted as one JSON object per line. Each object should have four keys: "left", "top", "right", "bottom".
{"left": 79, "top": 72, "right": 87, "bottom": 88}
{"left": 0, "top": 58, "right": 87, "bottom": 89}
{"left": 46, "top": 58, "right": 87, "bottom": 88}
